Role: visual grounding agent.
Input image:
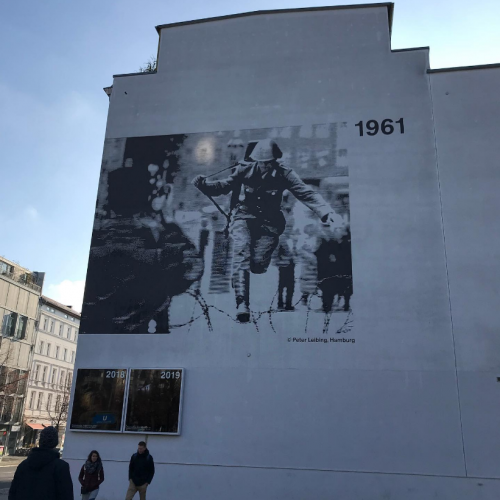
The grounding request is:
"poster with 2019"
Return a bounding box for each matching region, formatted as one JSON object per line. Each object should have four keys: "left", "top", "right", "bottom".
{"left": 81, "top": 124, "right": 353, "bottom": 338}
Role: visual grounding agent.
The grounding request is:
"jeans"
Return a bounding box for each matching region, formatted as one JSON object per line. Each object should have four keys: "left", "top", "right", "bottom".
{"left": 81, "top": 488, "right": 99, "bottom": 500}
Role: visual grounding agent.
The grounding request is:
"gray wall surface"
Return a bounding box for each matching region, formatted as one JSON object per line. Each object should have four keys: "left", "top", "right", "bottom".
{"left": 430, "top": 67, "right": 500, "bottom": 479}
{"left": 64, "top": 5, "right": 500, "bottom": 499}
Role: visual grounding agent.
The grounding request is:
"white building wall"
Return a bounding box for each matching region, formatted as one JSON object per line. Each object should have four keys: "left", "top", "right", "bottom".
{"left": 24, "top": 299, "right": 79, "bottom": 445}
{"left": 64, "top": 6, "right": 500, "bottom": 499}
{"left": 430, "top": 66, "right": 500, "bottom": 478}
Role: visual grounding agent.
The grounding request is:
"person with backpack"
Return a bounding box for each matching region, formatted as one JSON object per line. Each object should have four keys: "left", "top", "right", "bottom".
{"left": 78, "top": 450, "right": 104, "bottom": 499}
{"left": 125, "top": 441, "right": 155, "bottom": 500}
{"left": 8, "top": 426, "right": 73, "bottom": 500}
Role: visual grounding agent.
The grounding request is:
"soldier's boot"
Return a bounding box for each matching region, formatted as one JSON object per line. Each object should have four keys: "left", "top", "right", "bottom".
{"left": 277, "top": 289, "right": 285, "bottom": 310}
{"left": 234, "top": 270, "right": 250, "bottom": 323}
{"left": 343, "top": 294, "right": 351, "bottom": 312}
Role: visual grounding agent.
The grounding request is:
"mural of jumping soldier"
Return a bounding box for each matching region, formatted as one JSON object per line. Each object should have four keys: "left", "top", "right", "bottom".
{"left": 193, "top": 139, "right": 341, "bottom": 323}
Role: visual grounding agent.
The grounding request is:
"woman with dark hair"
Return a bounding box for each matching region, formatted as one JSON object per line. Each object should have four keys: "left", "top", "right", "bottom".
{"left": 78, "top": 450, "right": 104, "bottom": 500}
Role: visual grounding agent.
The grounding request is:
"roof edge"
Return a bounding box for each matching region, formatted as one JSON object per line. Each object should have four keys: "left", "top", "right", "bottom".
{"left": 428, "top": 62, "right": 500, "bottom": 74}
{"left": 155, "top": 3, "right": 394, "bottom": 34}
{"left": 392, "top": 46, "right": 429, "bottom": 53}
{"left": 113, "top": 71, "right": 157, "bottom": 79}
{"left": 41, "top": 295, "right": 81, "bottom": 318}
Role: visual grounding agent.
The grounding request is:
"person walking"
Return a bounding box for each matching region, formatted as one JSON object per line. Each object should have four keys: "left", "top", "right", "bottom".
{"left": 8, "top": 426, "right": 73, "bottom": 500}
{"left": 125, "top": 441, "right": 155, "bottom": 500}
{"left": 78, "top": 450, "right": 104, "bottom": 499}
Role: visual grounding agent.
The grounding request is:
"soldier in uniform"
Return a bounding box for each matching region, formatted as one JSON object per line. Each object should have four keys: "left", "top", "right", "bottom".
{"left": 193, "top": 139, "right": 340, "bottom": 323}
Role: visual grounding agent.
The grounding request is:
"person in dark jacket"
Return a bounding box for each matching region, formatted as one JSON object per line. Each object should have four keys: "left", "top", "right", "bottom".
{"left": 8, "top": 426, "right": 73, "bottom": 500}
{"left": 125, "top": 441, "right": 155, "bottom": 500}
{"left": 78, "top": 450, "right": 104, "bottom": 499}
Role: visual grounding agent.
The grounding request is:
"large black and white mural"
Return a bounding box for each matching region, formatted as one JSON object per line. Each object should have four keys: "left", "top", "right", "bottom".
{"left": 81, "top": 124, "right": 353, "bottom": 336}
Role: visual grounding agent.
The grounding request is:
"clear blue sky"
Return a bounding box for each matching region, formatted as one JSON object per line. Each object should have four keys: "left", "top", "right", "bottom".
{"left": 1, "top": 0, "right": 498, "bottom": 309}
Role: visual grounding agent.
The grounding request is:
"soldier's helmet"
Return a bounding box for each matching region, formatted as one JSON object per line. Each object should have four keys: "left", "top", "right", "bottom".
{"left": 249, "top": 139, "right": 283, "bottom": 162}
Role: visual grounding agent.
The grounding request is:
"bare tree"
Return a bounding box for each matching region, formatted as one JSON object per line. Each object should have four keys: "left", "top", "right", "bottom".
{"left": 46, "top": 378, "right": 72, "bottom": 432}
{"left": 0, "top": 338, "right": 29, "bottom": 402}
{"left": 139, "top": 56, "right": 157, "bottom": 73}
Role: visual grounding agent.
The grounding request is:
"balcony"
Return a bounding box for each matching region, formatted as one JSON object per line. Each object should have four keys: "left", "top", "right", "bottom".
{"left": 0, "top": 268, "right": 41, "bottom": 293}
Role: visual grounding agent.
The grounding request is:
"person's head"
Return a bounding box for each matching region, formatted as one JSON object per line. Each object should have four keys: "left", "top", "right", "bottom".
{"left": 39, "top": 426, "right": 59, "bottom": 450}
{"left": 137, "top": 441, "right": 147, "bottom": 454}
{"left": 249, "top": 139, "right": 283, "bottom": 163}
{"left": 88, "top": 450, "right": 101, "bottom": 463}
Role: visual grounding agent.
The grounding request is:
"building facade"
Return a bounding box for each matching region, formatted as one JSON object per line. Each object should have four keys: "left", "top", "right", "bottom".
{"left": 64, "top": 3, "right": 500, "bottom": 499}
{"left": 23, "top": 296, "right": 79, "bottom": 447}
{"left": 0, "top": 256, "right": 43, "bottom": 455}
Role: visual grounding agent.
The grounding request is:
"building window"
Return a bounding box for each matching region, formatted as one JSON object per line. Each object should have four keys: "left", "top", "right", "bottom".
{"left": 46, "top": 343, "right": 51, "bottom": 356}
{"left": 60, "top": 371, "right": 65, "bottom": 387}
{"left": 50, "top": 321, "right": 54, "bottom": 333}
{"left": 71, "top": 351, "right": 75, "bottom": 363}
{"left": 51, "top": 368, "right": 57, "bottom": 385}
{"left": 67, "top": 326, "right": 71, "bottom": 339}
{"left": 47, "top": 393, "right": 53, "bottom": 411}
{"left": 55, "top": 394, "right": 61, "bottom": 412}
{"left": 36, "top": 392, "right": 43, "bottom": 410}
{"left": 67, "top": 372, "right": 72, "bottom": 386}
{"left": 55, "top": 346, "right": 59, "bottom": 359}
{"left": 29, "top": 391, "right": 36, "bottom": 409}
{"left": 12, "top": 399, "right": 22, "bottom": 422}
{"left": 39, "top": 341, "right": 45, "bottom": 354}
{"left": 42, "top": 366, "right": 47, "bottom": 382}
{"left": 70, "top": 317, "right": 75, "bottom": 322}
{"left": 14, "top": 315, "right": 27, "bottom": 339}
{"left": 64, "top": 314, "right": 68, "bottom": 319}
{"left": 0, "top": 261, "right": 14, "bottom": 275}
{"left": 43, "top": 317, "right": 48, "bottom": 330}
{"left": 34, "top": 365, "right": 40, "bottom": 381}
{"left": 59, "top": 324, "right": 63, "bottom": 336}
{"left": 1, "top": 312, "right": 17, "bottom": 337}
{"left": 63, "top": 349, "right": 67, "bottom": 361}
{"left": 74, "top": 330, "right": 78, "bottom": 342}
{"left": 46, "top": 306, "right": 50, "bottom": 311}
{"left": 18, "top": 371, "right": 27, "bottom": 394}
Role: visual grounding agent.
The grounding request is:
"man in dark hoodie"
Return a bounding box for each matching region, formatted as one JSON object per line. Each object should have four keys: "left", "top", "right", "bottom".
{"left": 9, "top": 426, "right": 74, "bottom": 500}
{"left": 125, "top": 441, "right": 155, "bottom": 500}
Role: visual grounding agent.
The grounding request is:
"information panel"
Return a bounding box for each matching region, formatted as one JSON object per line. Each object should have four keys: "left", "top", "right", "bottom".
{"left": 70, "top": 368, "right": 127, "bottom": 432}
{"left": 125, "top": 368, "right": 183, "bottom": 435}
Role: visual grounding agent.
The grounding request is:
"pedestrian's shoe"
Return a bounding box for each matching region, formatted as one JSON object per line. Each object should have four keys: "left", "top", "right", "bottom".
{"left": 236, "top": 299, "right": 251, "bottom": 323}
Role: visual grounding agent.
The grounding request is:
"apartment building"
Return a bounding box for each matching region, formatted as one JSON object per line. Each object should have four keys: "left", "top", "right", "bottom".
{"left": 0, "top": 256, "right": 44, "bottom": 454}
{"left": 23, "top": 296, "right": 79, "bottom": 447}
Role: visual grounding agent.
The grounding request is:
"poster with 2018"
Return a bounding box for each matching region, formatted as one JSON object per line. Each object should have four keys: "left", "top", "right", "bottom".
{"left": 81, "top": 124, "right": 353, "bottom": 337}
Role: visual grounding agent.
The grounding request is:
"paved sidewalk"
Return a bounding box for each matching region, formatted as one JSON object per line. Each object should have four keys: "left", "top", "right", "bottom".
{"left": 0, "top": 456, "right": 25, "bottom": 467}
{"left": 0, "top": 458, "right": 25, "bottom": 498}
